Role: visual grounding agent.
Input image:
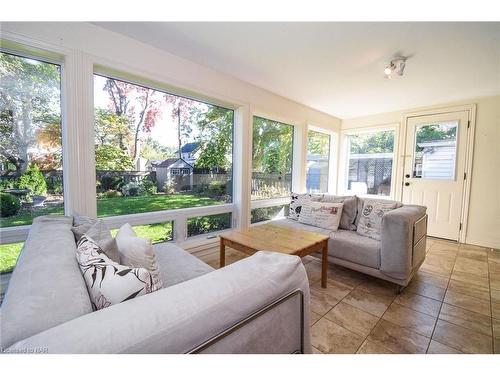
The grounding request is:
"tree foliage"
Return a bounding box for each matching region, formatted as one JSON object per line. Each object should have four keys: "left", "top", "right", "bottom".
{"left": 252, "top": 117, "right": 293, "bottom": 174}
{"left": 95, "top": 145, "right": 134, "bottom": 171}
{"left": 0, "top": 52, "right": 61, "bottom": 174}
{"left": 350, "top": 130, "right": 394, "bottom": 154}
{"left": 308, "top": 130, "right": 330, "bottom": 157}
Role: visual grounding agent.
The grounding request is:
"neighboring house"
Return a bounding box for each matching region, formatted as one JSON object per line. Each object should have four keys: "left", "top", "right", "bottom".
{"left": 145, "top": 160, "right": 162, "bottom": 172}
{"left": 415, "top": 140, "right": 457, "bottom": 179}
{"left": 180, "top": 142, "right": 200, "bottom": 164}
{"left": 155, "top": 157, "right": 194, "bottom": 191}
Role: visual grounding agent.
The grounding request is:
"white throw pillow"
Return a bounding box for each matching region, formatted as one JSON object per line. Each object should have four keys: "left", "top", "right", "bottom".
{"left": 289, "top": 193, "right": 323, "bottom": 221}
{"left": 76, "top": 235, "right": 154, "bottom": 311}
{"left": 298, "top": 201, "right": 344, "bottom": 231}
{"left": 356, "top": 200, "right": 398, "bottom": 240}
{"left": 115, "top": 223, "right": 163, "bottom": 292}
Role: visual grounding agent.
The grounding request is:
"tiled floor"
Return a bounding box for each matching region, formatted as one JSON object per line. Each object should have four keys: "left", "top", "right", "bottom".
{"left": 193, "top": 237, "right": 500, "bottom": 354}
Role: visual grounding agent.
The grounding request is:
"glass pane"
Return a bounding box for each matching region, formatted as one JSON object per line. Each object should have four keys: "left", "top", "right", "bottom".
{"left": 0, "top": 241, "right": 23, "bottom": 274}
{"left": 306, "top": 130, "right": 330, "bottom": 193}
{"left": 0, "top": 52, "right": 64, "bottom": 228}
{"left": 251, "top": 204, "right": 289, "bottom": 224}
{"left": 347, "top": 130, "right": 394, "bottom": 196}
{"left": 187, "top": 212, "right": 232, "bottom": 237}
{"left": 93, "top": 75, "right": 233, "bottom": 218}
{"left": 110, "top": 221, "right": 173, "bottom": 244}
{"left": 413, "top": 121, "right": 458, "bottom": 180}
{"left": 251, "top": 116, "right": 293, "bottom": 200}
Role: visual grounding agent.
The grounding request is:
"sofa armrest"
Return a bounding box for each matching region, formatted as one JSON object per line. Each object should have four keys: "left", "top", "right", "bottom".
{"left": 7, "top": 252, "right": 311, "bottom": 354}
{"left": 380, "top": 205, "right": 427, "bottom": 280}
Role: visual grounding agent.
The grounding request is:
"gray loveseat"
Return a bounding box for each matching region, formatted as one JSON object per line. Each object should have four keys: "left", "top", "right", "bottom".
{"left": 0, "top": 216, "right": 311, "bottom": 354}
{"left": 274, "top": 196, "right": 427, "bottom": 288}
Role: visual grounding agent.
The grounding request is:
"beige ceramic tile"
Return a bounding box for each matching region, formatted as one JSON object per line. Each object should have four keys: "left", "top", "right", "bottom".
{"left": 420, "top": 254, "right": 455, "bottom": 277}
{"left": 432, "top": 319, "right": 492, "bottom": 354}
{"left": 447, "top": 278, "right": 490, "bottom": 301}
{"left": 342, "top": 288, "right": 395, "bottom": 317}
{"left": 310, "top": 285, "right": 341, "bottom": 315}
{"left": 382, "top": 302, "right": 437, "bottom": 337}
{"left": 356, "top": 339, "right": 393, "bottom": 354}
{"left": 368, "top": 319, "right": 430, "bottom": 354}
{"left": 304, "top": 261, "right": 322, "bottom": 283}
{"left": 405, "top": 279, "right": 447, "bottom": 301}
{"left": 444, "top": 290, "right": 491, "bottom": 316}
{"left": 453, "top": 258, "right": 489, "bottom": 277}
{"left": 312, "top": 346, "right": 324, "bottom": 354}
{"left": 357, "top": 278, "right": 398, "bottom": 297}
{"left": 328, "top": 264, "right": 367, "bottom": 288}
{"left": 311, "top": 317, "right": 364, "bottom": 354}
{"left": 439, "top": 303, "right": 492, "bottom": 336}
{"left": 325, "top": 301, "right": 379, "bottom": 337}
{"left": 492, "top": 302, "right": 500, "bottom": 320}
{"left": 395, "top": 291, "right": 442, "bottom": 317}
{"left": 427, "top": 340, "right": 462, "bottom": 354}
{"left": 451, "top": 270, "right": 489, "bottom": 289}
{"left": 457, "top": 248, "right": 488, "bottom": 262}
{"left": 311, "top": 311, "right": 322, "bottom": 326}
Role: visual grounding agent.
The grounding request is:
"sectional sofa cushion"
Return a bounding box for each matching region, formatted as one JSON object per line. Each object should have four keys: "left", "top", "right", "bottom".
{"left": 298, "top": 201, "right": 344, "bottom": 230}
{"left": 76, "top": 235, "right": 154, "bottom": 311}
{"left": 0, "top": 216, "right": 93, "bottom": 349}
{"left": 115, "top": 223, "right": 163, "bottom": 291}
{"left": 72, "top": 215, "right": 119, "bottom": 263}
{"left": 321, "top": 195, "right": 358, "bottom": 230}
{"left": 329, "top": 230, "right": 381, "bottom": 269}
{"left": 153, "top": 242, "right": 214, "bottom": 287}
{"left": 357, "top": 200, "right": 398, "bottom": 240}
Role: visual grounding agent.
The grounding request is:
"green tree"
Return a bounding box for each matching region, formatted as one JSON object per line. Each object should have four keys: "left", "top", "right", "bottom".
{"left": 415, "top": 124, "right": 456, "bottom": 151}
{"left": 252, "top": 117, "right": 293, "bottom": 174}
{"left": 0, "top": 52, "right": 61, "bottom": 174}
{"left": 350, "top": 131, "right": 394, "bottom": 154}
{"left": 308, "top": 130, "right": 330, "bottom": 157}
{"left": 95, "top": 145, "right": 134, "bottom": 171}
{"left": 94, "top": 108, "right": 132, "bottom": 150}
{"left": 194, "top": 106, "right": 233, "bottom": 170}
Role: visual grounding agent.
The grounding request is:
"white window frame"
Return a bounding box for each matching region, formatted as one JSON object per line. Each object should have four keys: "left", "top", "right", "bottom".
{"left": 338, "top": 124, "right": 399, "bottom": 200}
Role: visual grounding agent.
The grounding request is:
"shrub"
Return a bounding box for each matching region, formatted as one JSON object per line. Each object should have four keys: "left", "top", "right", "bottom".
{"left": 207, "top": 181, "right": 226, "bottom": 198}
{"left": 0, "top": 178, "right": 16, "bottom": 191}
{"left": 98, "top": 175, "right": 124, "bottom": 192}
{"left": 121, "top": 181, "right": 146, "bottom": 197}
{"left": 17, "top": 164, "right": 47, "bottom": 197}
{"left": 141, "top": 179, "right": 157, "bottom": 195}
{"left": 0, "top": 193, "right": 21, "bottom": 217}
{"left": 163, "top": 180, "right": 176, "bottom": 195}
{"left": 46, "top": 178, "right": 63, "bottom": 195}
{"left": 99, "top": 190, "right": 123, "bottom": 199}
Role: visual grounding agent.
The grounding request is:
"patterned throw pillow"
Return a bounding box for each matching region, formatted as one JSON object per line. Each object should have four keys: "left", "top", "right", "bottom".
{"left": 76, "top": 235, "right": 154, "bottom": 311}
{"left": 115, "top": 223, "right": 163, "bottom": 292}
{"left": 298, "top": 201, "right": 344, "bottom": 230}
{"left": 320, "top": 195, "right": 358, "bottom": 230}
{"left": 356, "top": 200, "right": 398, "bottom": 240}
{"left": 289, "top": 193, "right": 323, "bottom": 220}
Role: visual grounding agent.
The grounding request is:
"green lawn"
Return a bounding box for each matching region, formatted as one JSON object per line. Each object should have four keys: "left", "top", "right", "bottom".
{"left": 0, "top": 193, "right": 224, "bottom": 273}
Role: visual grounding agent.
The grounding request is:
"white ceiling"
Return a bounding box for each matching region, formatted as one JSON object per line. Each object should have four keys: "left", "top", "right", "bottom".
{"left": 94, "top": 22, "right": 500, "bottom": 119}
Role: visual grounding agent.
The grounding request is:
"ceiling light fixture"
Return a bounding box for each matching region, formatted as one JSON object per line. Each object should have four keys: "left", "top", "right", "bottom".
{"left": 384, "top": 56, "right": 407, "bottom": 79}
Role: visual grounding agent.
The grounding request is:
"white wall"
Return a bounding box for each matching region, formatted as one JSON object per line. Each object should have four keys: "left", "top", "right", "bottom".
{"left": 341, "top": 96, "right": 500, "bottom": 249}
{"left": 0, "top": 22, "right": 341, "bottom": 244}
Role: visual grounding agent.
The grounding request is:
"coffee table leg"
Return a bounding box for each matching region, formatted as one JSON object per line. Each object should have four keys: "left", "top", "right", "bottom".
{"left": 220, "top": 238, "right": 226, "bottom": 268}
{"left": 321, "top": 240, "right": 328, "bottom": 288}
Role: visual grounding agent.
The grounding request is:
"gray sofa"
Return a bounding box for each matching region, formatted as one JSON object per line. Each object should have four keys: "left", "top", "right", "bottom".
{"left": 274, "top": 197, "right": 427, "bottom": 287}
{"left": 0, "top": 216, "right": 311, "bottom": 354}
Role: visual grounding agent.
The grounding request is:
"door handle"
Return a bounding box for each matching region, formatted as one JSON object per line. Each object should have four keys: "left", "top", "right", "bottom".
{"left": 405, "top": 182, "right": 410, "bottom": 186}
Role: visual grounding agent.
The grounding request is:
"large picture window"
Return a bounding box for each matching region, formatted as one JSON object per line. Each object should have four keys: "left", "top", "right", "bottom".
{"left": 345, "top": 129, "right": 395, "bottom": 196}
{"left": 0, "top": 52, "right": 64, "bottom": 228}
{"left": 93, "top": 74, "right": 234, "bottom": 218}
{"left": 306, "top": 130, "right": 331, "bottom": 193}
{"left": 251, "top": 116, "right": 293, "bottom": 200}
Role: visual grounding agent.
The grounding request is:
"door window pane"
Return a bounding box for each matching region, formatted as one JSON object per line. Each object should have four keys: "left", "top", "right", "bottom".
{"left": 93, "top": 74, "right": 233, "bottom": 218}
{"left": 187, "top": 212, "right": 232, "bottom": 237}
{"left": 251, "top": 116, "right": 293, "bottom": 200}
{"left": 306, "top": 130, "right": 330, "bottom": 193}
{"left": 0, "top": 52, "right": 64, "bottom": 228}
{"left": 413, "top": 121, "right": 458, "bottom": 180}
{"left": 346, "top": 130, "right": 394, "bottom": 196}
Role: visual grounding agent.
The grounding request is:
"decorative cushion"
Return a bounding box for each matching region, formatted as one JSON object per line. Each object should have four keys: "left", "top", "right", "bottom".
{"left": 115, "top": 223, "right": 163, "bottom": 292}
{"left": 76, "top": 235, "right": 154, "bottom": 311}
{"left": 356, "top": 200, "right": 398, "bottom": 240}
{"left": 298, "top": 201, "right": 344, "bottom": 231}
{"left": 289, "top": 193, "right": 322, "bottom": 220}
{"left": 321, "top": 195, "right": 358, "bottom": 230}
{"left": 72, "top": 215, "right": 120, "bottom": 263}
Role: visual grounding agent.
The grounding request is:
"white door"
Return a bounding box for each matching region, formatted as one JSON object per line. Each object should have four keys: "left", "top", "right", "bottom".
{"left": 402, "top": 110, "right": 470, "bottom": 240}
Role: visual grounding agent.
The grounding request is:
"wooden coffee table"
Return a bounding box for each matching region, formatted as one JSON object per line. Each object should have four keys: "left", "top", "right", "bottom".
{"left": 219, "top": 223, "right": 329, "bottom": 288}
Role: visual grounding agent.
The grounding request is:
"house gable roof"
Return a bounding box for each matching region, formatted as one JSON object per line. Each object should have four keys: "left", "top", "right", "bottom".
{"left": 180, "top": 142, "right": 200, "bottom": 153}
